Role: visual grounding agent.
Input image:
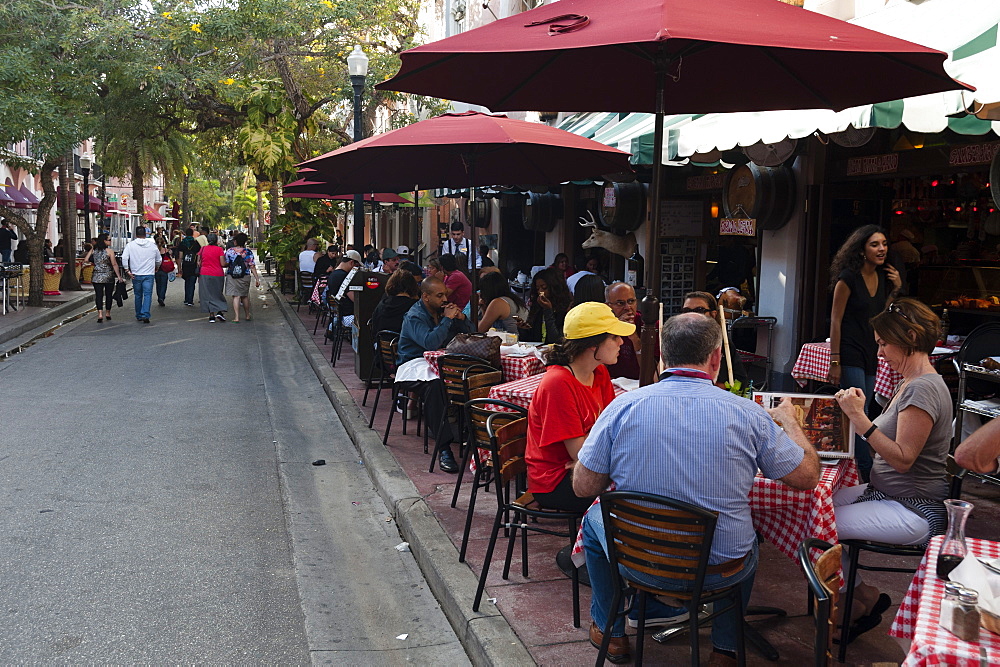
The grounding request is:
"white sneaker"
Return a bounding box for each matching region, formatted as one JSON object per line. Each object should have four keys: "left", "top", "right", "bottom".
{"left": 627, "top": 609, "right": 690, "bottom": 628}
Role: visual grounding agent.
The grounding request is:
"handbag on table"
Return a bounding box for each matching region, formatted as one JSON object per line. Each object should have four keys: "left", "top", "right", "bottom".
{"left": 445, "top": 332, "right": 502, "bottom": 369}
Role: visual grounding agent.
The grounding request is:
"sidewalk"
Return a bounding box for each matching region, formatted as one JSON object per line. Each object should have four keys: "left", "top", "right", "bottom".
{"left": 0, "top": 286, "right": 96, "bottom": 347}
{"left": 275, "top": 290, "right": 1000, "bottom": 666}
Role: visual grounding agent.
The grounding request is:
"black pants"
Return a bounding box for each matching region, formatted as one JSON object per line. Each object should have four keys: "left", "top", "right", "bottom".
{"left": 94, "top": 281, "right": 114, "bottom": 311}
{"left": 183, "top": 274, "right": 198, "bottom": 304}
{"left": 533, "top": 470, "right": 595, "bottom": 513}
{"left": 422, "top": 378, "right": 459, "bottom": 455}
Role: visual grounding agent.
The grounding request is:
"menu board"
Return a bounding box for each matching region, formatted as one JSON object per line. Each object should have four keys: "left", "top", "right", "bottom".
{"left": 754, "top": 392, "right": 855, "bottom": 459}
{"left": 659, "top": 200, "right": 703, "bottom": 237}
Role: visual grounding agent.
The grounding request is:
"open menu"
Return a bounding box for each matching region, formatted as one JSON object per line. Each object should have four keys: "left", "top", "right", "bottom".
{"left": 754, "top": 393, "right": 855, "bottom": 459}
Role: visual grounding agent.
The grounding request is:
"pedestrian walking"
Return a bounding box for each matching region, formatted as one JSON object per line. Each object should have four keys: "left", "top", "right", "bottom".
{"left": 222, "top": 232, "right": 261, "bottom": 322}
{"left": 0, "top": 219, "right": 17, "bottom": 263}
{"left": 121, "top": 226, "right": 161, "bottom": 323}
{"left": 198, "top": 233, "right": 228, "bottom": 322}
{"left": 79, "top": 232, "right": 123, "bottom": 322}
{"left": 176, "top": 227, "right": 201, "bottom": 307}
{"left": 154, "top": 242, "right": 175, "bottom": 307}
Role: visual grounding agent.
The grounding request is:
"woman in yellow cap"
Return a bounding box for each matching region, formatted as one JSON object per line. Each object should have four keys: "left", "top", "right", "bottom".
{"left": 526, "top": 302, "right": 636, "bottom": 512}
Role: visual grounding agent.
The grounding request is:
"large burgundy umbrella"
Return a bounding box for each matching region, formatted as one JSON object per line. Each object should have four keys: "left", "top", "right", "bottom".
{"left": 377, "top": 0, "right": 972, "bottom": 291}
{"left": 282, "top": 181, "right": 408, "bottom": 203}
{"left": 296, "top": 110, "right": 633, "bottom": 324}
{"left": 297, "top": 110, "right": 632, "bottom": 192}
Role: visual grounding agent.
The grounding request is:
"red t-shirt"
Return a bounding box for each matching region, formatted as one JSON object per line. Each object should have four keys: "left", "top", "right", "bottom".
{"left": 526, "top": 364, "right": 616, "bottom": 494}
{"left": 444, "top": 270, "right": 472, "bottom": 309}
{"left": 199, "top": 245, "right": 225, "bottom": 277}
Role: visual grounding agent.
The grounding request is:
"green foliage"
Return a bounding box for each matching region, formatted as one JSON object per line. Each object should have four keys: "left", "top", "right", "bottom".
{"left": 259, "top": 198, "right": 342, "bottom": 268}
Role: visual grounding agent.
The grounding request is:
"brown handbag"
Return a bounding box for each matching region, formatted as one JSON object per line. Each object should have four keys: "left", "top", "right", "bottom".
{"left": 445, "top": 332, "right": 502, "bottom": 369}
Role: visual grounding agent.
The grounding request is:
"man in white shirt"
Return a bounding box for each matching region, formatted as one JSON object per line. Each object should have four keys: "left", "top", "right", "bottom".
{"left": 441, "top": 221, "right": 481, "bottom": 270}
{"left": 121, "top": 226, "right": 161, "bottom": 323}
{"left": 298, "top": 239, "right": 319, "bottom": 273}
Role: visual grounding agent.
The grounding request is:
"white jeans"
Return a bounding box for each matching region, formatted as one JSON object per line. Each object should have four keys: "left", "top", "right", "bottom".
{"left": 834, "top": 483, "right": 930, "bottom": 587}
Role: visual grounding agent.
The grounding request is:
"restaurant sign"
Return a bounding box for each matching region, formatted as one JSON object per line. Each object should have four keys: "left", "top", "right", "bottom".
{"left": 846, "top": 153, "right": 898, "bottom": 176}
{"left": 948, "top": 141, "right": 1000, "bottom": 167}
{"left": 720, "top": 218, "right": 756, "bottom": 236}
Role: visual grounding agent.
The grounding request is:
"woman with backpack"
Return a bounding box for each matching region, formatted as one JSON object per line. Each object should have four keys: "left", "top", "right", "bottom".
{"left": 176, "top": 227, "right": 201, "bottom": 307}
{"left": 222, "top": 232, "right": 261, "bottom": 322}
{"left": 154, "top": 241, "right": 175, "bottom": 307}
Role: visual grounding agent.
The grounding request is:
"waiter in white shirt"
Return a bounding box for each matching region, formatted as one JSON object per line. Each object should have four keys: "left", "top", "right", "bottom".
{"left": 441, "top": 221, "right": 481, "bottom": 270}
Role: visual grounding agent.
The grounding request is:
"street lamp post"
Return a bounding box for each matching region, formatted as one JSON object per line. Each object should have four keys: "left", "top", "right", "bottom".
{"left": 347, "top": 45, "right": 369, "bottom": 252}
{"left": 79, "top": 154, "right": 92, "bottom": 245}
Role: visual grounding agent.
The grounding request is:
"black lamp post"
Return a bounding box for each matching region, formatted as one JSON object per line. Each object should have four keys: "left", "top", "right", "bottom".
{"left": 347, "top": 44, "right": 369, "bottom": 252}
{"left": 79, "top": 154, "right": 92, "bottom": 245}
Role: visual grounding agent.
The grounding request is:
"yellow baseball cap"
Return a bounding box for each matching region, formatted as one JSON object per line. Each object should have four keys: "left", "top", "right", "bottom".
{"left": 563, "top": 302, "right": 636, "bottom": 340}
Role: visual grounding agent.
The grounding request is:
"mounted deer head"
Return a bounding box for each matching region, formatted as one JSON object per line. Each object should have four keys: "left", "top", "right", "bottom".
{"left": 579, "top": 210, "right": 637, "bottom": 259}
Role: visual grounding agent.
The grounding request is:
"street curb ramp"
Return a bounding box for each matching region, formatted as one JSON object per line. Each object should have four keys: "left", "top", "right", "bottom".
{"left": 272, "top": 287, "right": 535, "bottom": 667}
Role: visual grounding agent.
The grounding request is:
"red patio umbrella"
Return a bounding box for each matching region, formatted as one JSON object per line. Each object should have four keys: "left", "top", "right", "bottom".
{"left": 296, "top": 110, "right": 633, "bottom": 324}
{"left": 298, "top": 110, "right": 632, "bottom": 193}
{"left": 377, "top": 0, "right": 972, "bottom": 291}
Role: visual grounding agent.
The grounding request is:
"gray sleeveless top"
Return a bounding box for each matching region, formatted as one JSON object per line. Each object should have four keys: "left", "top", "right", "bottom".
{"left": 91, "top": 249, "right": 114, "bottom": 283}
{"left": 491, "top": 297, "right": 528, "bottom": 334}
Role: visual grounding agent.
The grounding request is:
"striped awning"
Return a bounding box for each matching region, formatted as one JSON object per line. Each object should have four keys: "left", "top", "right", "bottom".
{"left": 670, "top": 0, "right": 1000, "bottom": 158}
{"left": 593, "top": 113, "right": 703, "bottom": 165}
{"left": 556, "top": 112, "right": 620, "bottom": 139}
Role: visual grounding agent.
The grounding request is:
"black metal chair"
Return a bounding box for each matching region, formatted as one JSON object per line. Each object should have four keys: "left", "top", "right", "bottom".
{"left": 472, "top": 416, "right": 584, "bottom": 628}
{"left": 296, "top": 271, "right": 315, "bottom": 311}
{"left": 430, "top": 354, "right": 502, "bottom": 472}
{"left": 731, "top": 316, "right": 776, "bottom": 391}
{"left": 455, "top": 398, "right": 527, "bottom": 563}
{"left": 836, "top": 455, "right": 965, "bottom": 663}
{"left": 381, "top": 342, "right": 427, "bottom": 446}
{"left": 364, "top": 330, "right": 399, "bottom": 414}
{"left": 798, "top": 539, "right": 842, "bottom": 667}
{"left": 595, "top": 491, "right": 747, "bottom": 667}
{"left": 311, "top": 277, "right": 331, "bottom": 335}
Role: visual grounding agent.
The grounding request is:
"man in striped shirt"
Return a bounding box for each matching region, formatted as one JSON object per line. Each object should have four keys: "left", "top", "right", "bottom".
{"left": 574, "top": 313, "right": 820, "bottom": 666}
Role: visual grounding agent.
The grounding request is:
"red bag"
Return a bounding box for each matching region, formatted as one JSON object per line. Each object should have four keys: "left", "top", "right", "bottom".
{"left": 160, "top": 255, "right": 175, "bottom": 273}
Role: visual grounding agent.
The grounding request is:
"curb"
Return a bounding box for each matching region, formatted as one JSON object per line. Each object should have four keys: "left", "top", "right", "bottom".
{"left": 272, "top": 287, "right": 534, "bottom": 667}
{"left": 0, "top": 292, "right": 95, "bottom": 347}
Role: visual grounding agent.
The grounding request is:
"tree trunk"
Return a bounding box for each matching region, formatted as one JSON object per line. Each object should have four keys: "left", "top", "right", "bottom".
{"left": 255, "top": 186, "right": 265, "bottom": 243}
{"left": 132, "top": 155, "right": 145, "bottom": 231}
{"left": 182, "top": 170, "right": 190, "bottom": 229}
{"left": 59, "top": 150, "right": 82, "bottom": 291}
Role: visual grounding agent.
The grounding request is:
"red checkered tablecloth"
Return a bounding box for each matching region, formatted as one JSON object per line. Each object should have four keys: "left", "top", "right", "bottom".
{"left": 791, "top": 342, "right": 952, "bottom": 399}
{"left": 424, "top": 349, "right": 545, "bottom": 382}
{"left": 570, "top": 458, "right": 859, "bottom": 568}
{"left": 751, "top": 458, "right": 859, "bottom": 560}
{"left": 488, "top": 373, "right": 629, "bottom": 411}
{"left": 890, "top": 536, "right": 1000, "bottom": 666}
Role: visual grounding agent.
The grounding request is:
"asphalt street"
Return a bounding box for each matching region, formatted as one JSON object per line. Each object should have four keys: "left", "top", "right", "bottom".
{"left": 0, "top": 281, "right": 468, "bottom": 664}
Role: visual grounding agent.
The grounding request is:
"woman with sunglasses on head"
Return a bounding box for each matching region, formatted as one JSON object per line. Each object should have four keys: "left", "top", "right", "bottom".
{"left": 832, "top": 298, "right": 950, "bottom": 636}
{"left": 829, "top": 225, "right": 903, "bottom": 481}
{"left": 80, "top": 233, "right": 123, "bottom": 322}
{"left": 680, "top": 292, "right": 748, "bottom": 390}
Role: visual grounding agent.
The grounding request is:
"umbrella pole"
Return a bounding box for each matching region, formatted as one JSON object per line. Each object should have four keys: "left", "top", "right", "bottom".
{"left": 469, "top": 184, "right": 479, "bottom": 329}
{"left": 646, "top": 60, "right": 667, "bottom": 296}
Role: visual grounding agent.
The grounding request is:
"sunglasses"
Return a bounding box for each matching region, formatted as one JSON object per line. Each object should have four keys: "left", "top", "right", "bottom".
{"left": 610, "top": 298, "right": 637, "bottom": 308}
{"left": 680, "top": 306, "right": 712, "bottom": 314}
{"left": 887, "top": 302, "right": 912, "bottom": 322}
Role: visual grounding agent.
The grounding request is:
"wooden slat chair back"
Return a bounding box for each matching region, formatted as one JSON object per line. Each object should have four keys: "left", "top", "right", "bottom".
{"left": 472, "top": 416, "right": 584, "bottom": 628}
{"left": 798, "top": 539, "right": 842, "bottom": 667}
{"left": 596, "top": 491, "right": 746, "bottom": 666}
{"left": 429, "top": 354, "right": 501, "bottom": 473}
{"left": 455, "top": 400, "right": 527, "bottom": 562}
{"left": 366, "top": 331, "right": 400, "bottom": 428}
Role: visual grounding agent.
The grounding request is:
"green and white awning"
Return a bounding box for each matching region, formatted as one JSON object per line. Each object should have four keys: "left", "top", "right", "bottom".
{"left": 592, "top": 113, "right": 703, "bottom": 165}
{"left": 556, "top": 112, "right": 620, "bottom": 139}
{"left": 670, "top": 0, "right": 1000, "bottom": 159}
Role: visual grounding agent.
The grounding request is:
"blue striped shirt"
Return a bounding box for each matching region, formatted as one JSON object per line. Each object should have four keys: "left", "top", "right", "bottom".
{"left": 577, "top": 376, "right": 804, "bottom": 563}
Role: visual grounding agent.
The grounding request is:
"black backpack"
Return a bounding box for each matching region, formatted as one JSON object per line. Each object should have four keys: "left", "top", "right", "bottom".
{"left": 228, "top": 251, "right": 248, "bottom": 278}
{"left": 180, "top": 239, "right": 198, "bottom": 270}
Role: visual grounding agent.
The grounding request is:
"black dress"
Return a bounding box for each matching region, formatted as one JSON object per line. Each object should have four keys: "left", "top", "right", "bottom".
{"left": 838, "top": 268, "right": 890, "bottom": 375}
